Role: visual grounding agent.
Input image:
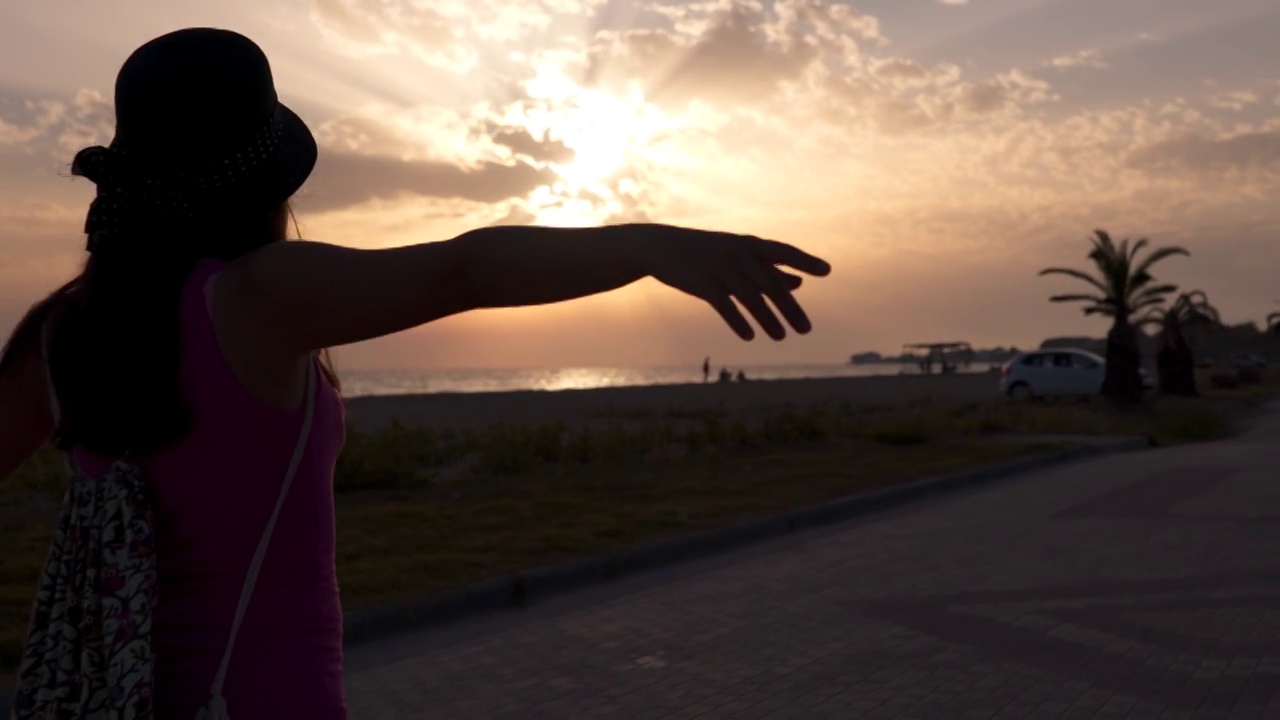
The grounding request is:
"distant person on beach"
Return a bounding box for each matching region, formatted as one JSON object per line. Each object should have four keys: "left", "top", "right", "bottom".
{"left": 0, "top": 29, "right": 831, "bottom": 719}
{"left": 703, "top": 356, "right": 710, "bottom": 382}
{"left": 736, "top": 369, "right": 748, "bottom": 382}
{"left": 718, "top": 367, "right": 733, "bottom": 383}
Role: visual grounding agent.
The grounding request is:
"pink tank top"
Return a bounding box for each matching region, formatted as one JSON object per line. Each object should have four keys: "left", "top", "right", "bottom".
{"left": 73, "top": 259, "right": 347, "bottom": 718}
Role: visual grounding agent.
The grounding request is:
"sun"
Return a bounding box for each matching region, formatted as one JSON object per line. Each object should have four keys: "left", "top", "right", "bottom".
{"left": 515, "top": 63, "right": 683, "bottom": 225}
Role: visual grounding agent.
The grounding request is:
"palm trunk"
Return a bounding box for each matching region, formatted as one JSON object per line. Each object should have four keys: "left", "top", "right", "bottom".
{"left": 1156, "top": 327, "right": 1198, "bottom": 396}
{"left": 1103, "top": 315, "right": 1143, "bottom": 405}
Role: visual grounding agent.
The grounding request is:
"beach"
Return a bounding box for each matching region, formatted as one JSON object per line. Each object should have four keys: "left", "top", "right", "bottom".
{"left": 343, "top": 370, "right": 1003, "bottom": 433}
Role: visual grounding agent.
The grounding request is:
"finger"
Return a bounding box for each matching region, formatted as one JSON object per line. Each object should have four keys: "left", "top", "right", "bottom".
{"left": 723, "top": 273, "right": 787, "bottom": 340}
{"left": 778, "top": 270, "right": 803, "bottom": 291}
{"left": 699, "top": 287, "right": 754, "bottom": 340}
{"left": 752, "top": 238, "right": 832, "bottom": 277}
{"left": 738, "top": 256, "right": 812, "bottom": 335}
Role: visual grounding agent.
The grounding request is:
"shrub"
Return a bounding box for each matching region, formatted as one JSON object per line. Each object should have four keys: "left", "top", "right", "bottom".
{"left": 866, "top": 417, "right": 935, "bottom": 446}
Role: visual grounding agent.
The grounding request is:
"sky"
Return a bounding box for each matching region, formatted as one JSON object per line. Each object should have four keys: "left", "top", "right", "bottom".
{"left": 0, "top": 0, "right": 1278, "bottom": 371}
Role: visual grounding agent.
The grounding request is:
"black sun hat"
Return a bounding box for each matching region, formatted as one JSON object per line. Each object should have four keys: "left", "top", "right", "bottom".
{"left": 72, "top": 28, "right": 317, "bottom": 253}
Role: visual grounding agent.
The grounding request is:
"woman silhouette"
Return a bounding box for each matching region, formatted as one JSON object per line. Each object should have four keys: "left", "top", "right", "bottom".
{"left": 0, "top": 28, "right": 830, "bottom": 718}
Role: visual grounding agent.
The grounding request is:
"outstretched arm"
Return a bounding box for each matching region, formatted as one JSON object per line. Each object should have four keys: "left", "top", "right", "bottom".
{"left": 413, "top": 224, "right": 656, "bottom": 310}
{"left": 219, "top": 222, "right": 832, "bottom": 355}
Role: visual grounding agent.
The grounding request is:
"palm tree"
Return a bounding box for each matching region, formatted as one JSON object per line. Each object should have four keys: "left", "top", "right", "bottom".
{"left": 1137, "top": 290, "right": 1219, "bottom": 396}
{"left": 1268, "top": 312, "right": 1280, "bottom": 337}
{"left": 1039, "top": 229, "right": 1188, "bottom": 404}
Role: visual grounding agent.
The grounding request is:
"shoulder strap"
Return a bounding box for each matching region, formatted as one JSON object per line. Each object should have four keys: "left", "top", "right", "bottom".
{"left": 40, "top": 318, "right": 77, "bottom": 476}
{"left": 39, "top": 319, "right": 61, "bottom": 425}
{"left": 205, "top": 359, "right": 318, "bottom": 709}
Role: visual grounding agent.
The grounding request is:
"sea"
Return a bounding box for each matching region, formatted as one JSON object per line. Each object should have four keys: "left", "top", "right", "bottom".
{"left": 337, "top": 362, "right": 997, "bottom": 397}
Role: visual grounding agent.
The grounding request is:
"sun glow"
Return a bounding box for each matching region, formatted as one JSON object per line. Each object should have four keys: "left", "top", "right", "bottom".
{"left": 515, "top": 63, "right": 686, "bottom": 225}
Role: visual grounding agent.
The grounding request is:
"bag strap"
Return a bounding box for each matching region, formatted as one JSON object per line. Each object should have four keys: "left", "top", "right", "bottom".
{"left": 205, "top": 359, "right": 318, "bottom": 710}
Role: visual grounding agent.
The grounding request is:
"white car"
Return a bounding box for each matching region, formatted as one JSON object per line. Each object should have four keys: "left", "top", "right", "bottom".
{"left": 999, "top": 348, "right": 1153, "bottom": 400}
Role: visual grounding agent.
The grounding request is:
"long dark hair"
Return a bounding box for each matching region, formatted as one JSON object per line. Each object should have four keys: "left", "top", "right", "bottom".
{"left": 0, "top": 203, "right": 339, "bottom": 458}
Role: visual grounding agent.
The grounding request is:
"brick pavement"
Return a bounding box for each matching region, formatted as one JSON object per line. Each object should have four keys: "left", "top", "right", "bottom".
{"left": 345, "top": 406, "right": 1280, "bottom": 719}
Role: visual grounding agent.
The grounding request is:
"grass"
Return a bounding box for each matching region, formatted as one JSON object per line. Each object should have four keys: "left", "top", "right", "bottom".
{"left": 332, "top": 440, "right": 1058, "bottom": 610}
{"left": 0, "top": 368, "right": 1274, "bottom": 670}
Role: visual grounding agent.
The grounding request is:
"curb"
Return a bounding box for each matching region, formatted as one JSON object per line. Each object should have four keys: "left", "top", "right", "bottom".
{"left": 341, "top": 435, "right": 1152, "bottom": 647}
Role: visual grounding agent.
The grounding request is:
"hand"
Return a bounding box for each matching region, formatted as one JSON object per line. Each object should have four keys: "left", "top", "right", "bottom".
{"left": 637, "top": 225, "right": 832, "bottom": 341}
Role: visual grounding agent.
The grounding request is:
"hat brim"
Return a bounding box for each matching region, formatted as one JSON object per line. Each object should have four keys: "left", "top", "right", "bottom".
{"left": 271, "top": 102, "right": 317, "bottom": 206}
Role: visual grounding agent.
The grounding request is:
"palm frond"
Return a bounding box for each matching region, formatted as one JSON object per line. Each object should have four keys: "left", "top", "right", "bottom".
{"left": 1131, "top": 246, "right": 1190, "bottom": 278}
{"left": 1181, "top": 289, "right": 1210, "bottom": 306}
{"left": 1048, "top": 293, "right": 1108, "bottom": 304}
{"left": 1167, "top": 290, "right": 1220, "bottom": 327}
{"left": 1135, "top": 310, "right": 1168, "bottom": 329}
{"left": 1127, "top": 237, "right": 1150, "bottom": 264}
{"left": 1131, "top": 283, "right": 1180, "bottom": 303}
{"left": 1043, "top": 231, "right": 1191, "bottom": 331}
{"left": 1038, "top": 267, "right": 1111, "bottom": 295}
{"left": 1090, "top": 229, "right": 1116, "bottom": 253}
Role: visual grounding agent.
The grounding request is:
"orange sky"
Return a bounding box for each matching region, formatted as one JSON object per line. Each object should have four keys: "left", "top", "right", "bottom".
{"left": 1, "top": 0, "right": 1278, "bottom": 370}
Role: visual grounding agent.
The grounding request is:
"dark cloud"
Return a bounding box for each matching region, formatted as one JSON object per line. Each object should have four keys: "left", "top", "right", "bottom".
{"left": 956, "top": 81, "right": 1010, "bottom": 114}
{"left": 872, "top": 58, "right": 931, "bottom": 83}
{"left": 489, "top": 127, "right": 574, "bottom": 164}
{"left": 1126, "top": 130, "right": 1280, "bottom": 173}
{"left": 484, "top": 204, "right": 538, "bottom": 227}
{"left": 296, "top": 151, "right": 556, "bottom": 212}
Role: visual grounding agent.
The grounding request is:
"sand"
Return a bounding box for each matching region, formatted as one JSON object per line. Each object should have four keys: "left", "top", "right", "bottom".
{"left": 343, "top": 371, "right": 1003, "bottom": 433}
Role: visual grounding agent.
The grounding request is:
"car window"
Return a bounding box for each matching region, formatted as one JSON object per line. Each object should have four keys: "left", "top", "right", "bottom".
{"left": 1052, "top": 353, "right": 1074, "bottom": 368}
{"left": 1071, "top": 354, "right": 1099, "bottom": 369}
{"left": 1020, "top": 354, "right": 1047, "bottom": 367}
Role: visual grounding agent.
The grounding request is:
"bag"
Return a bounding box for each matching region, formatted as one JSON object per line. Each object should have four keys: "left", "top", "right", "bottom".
{"left": 12, "top": 322, "right": 317, "bottom": 719}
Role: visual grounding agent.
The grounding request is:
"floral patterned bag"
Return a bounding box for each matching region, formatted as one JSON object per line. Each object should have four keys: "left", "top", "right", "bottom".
{"left": 12, "top": 323, "right": 317, "bottom": 720}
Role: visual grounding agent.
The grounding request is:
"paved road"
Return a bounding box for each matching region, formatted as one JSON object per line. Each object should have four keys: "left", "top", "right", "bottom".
{"left": 345, "top": 406, "right": 1280, "bottom": 719}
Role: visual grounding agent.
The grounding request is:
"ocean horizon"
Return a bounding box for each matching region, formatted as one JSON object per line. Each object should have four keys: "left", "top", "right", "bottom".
{"left": 336, "top": 361, "right": 1000, "bottom": 397}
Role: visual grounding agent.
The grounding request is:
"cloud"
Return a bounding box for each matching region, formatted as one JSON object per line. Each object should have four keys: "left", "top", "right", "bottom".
{"left": 305, "top": 106, "right": 583, "bottom": 213}
{"left": 574, "top": 0, "right": 1058, "bottom": 141}
{"left": 0, "top": 119, "right": 44, "bottom": 146}
{"left": 1125, "top": 130, "right": 1280, "bottom": 173}
{"left": 302, "top": 0, "right": 1280, "bottom": 232}
{"left": 2, "top": 0, "right": 1280, "bottom": 370}
{"left": 1044, "top": 49, "right": 1108, "bottom": 70}
{"left": 310, "top": 0, "right": 475, "bottom": 71}
{"left": 3, "top": 0, "right": 1275, "bottom": 249}
{"left": 0, "top": 89, "right": 112, "bottom": 157}
{"left": 938, "top": 0, "right": 969, "bottom": 5}
{"left": 870, "top": 58, "right": 961, "bottom": 88}
{"left": 582, "top": 0, "right": 884, "bottom": 109}
{"left": 954, "top": 69, "right": 1054, "bottom": 115}
{"left": 1207, "top": 90, "right": 1258, "bottom": 111}
{"left": 488, "top": 127, "right": 574, "bottom": 164}
{"left": 310, "top": 0, "right": 605, "bottom": 72}
{"left": 298, "top": 151, "right": 556, "bottom": 213}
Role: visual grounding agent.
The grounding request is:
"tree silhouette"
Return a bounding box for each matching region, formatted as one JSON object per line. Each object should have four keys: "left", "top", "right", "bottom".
{"left": 1137, "top": 290, "right": 1219, "bottom": 396}
{"left": 1039, "top": 229, "right": 1187, "bottom": 404}
{"left": 1269, "top": 312, "right": 1280, "bottom": 337}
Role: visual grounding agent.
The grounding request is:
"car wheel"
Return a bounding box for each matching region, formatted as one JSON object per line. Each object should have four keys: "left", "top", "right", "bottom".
{"left": 1007, "top": 382, "right": 1032, "bottom": 401}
